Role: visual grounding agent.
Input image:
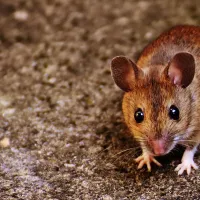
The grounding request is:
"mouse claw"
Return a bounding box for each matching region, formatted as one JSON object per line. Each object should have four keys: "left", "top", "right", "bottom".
{"left": 135, "top": 152, "right": 162, "bottom": 172}
{"left": 175, "top": 148, "right": 199, "bottom": 175}
{"left": 175, "top": 160, "right": 198, "bottom": 175}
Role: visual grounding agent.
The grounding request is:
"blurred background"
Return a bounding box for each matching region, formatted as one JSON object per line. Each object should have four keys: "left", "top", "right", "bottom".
{"left": 0, "top": 0, "right": 199, "bottom": 199}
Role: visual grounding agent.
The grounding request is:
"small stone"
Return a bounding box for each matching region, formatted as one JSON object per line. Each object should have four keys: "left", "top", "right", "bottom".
{"left": 0, "top": 96, "right": 12, "bottom": 107}
{"left": 48, "top": 77, "right": 57, "bottom": 84}
{"left": 3, "top": 108, "right": 16, "bottom": 117}
{"left": 0, "top": 137, "right": 10, "bottom": 148}
{"left": 102, "top": 195, "right": 113, "bottom": 200}
{"left": 66, "top": 143, "right": 71, "bottom": 148}
{"left": 144, "top": 31, "right": 153, "bottom": 39}
{"left": 115, "top": 17, "right": 129, "bottom": 26}
{"left": 14, "top": 10, "right": 29, "bottom": 21}
{"left": 64, "top": 163, "right": 76, "bottom": 168}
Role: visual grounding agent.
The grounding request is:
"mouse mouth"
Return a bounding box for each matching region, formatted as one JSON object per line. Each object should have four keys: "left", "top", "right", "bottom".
{"left": 143, "top": 133, "right": 180, "bottom": 156}
{"left": 147, "top": 138, "right": 176, "bottom": 156}
{"left": 151, "top": 140, "right": 177, "bottom": 156}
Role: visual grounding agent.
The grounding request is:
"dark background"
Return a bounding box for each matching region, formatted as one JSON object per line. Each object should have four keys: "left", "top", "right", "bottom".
{"left": 0, "top": 0, "right": 199, "bottom": 199}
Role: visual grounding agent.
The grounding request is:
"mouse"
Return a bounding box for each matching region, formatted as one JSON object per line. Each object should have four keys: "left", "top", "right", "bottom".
{"left": 110, "top": 25, "right": 200, "bottom": 175}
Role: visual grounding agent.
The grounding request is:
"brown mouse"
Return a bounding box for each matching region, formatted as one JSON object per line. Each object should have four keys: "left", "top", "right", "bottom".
{"left": 110, "top": 25, "right": 200, "bottom": 175}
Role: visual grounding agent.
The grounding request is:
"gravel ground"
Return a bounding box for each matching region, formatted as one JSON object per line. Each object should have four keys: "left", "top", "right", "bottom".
{"left": 0, "top": 0, "right": 200, "bottom": 199}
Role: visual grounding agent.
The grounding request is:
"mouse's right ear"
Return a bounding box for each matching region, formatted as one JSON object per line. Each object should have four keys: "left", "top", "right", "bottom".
{"left": 110, "top": 56, "right": 143, "bottom": 92}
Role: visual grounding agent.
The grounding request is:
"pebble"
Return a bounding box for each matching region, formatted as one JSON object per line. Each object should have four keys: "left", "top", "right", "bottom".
{"left": 102, "top": 195, "right": 113, "bottom": 200}
{"left": 14, "top": 10, "right": 29, "bottom": 21}
{"left": 0, "top": 137, "right": 10, "bottom": 148}
{"left": 64, "top": 163, "right": 76, "bottom": 168}
{"left": 3, "top": 108, "right": 16, "bottom": 117}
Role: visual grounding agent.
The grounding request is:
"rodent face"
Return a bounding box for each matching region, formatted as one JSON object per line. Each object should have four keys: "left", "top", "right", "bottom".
{"left": 111, "top": 54, "right": 195, "bottom": 156}
{"left": 122, "top": 79, "right": 191, "bottom": 156}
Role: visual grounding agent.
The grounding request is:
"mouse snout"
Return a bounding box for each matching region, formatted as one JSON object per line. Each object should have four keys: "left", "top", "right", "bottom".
{"left": 151, "top": 140, "right": 165, "bottom": 155}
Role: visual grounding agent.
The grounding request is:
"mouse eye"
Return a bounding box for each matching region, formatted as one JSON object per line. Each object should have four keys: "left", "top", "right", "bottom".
{"left": 169, "top": 105, "right": 179, "bottom": 120}
{"left": 134, "top": 108, "right": 144, "bottom": 123}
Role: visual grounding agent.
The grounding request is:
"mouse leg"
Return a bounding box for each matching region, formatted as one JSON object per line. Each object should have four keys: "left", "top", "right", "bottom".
{"left": 135, "top": 151, "right": 162, "bottom": 172}
{"left": 175, "top": 146, "right": 198, "bottom": 175}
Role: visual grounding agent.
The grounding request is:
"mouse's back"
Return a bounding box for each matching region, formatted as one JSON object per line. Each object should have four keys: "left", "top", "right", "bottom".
{"left": 137, "top": 25, "right": 200, "bottom": 71}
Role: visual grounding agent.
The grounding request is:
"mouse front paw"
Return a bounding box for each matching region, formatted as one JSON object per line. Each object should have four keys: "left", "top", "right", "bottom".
{"left": 175, "top": 148, "right": 198, "bottom": 175}
{"left": 135, "top": 152, "right": 162, "bottom": 172}
{"left": 175, "top": 160, "right": 198, "bottom": 175}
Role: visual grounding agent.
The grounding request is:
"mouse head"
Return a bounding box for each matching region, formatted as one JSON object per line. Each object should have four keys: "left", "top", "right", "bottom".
{"left": 111, "top": 53, "right": 195, "bottom": 156}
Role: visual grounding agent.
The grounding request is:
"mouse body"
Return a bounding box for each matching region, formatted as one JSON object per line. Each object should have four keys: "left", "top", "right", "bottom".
{"left": 110, "top": 25, "right": 200, "bottom": 175}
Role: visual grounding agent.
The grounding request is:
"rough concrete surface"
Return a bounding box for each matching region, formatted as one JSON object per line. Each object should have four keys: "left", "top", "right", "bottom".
{"left": 0, "top": 0, "right": 200, "bottom": 199}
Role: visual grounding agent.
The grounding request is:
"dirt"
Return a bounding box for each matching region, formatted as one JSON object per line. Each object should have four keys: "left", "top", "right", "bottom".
{"left": 0, "top": 0, "right": 200, "bottom": 199}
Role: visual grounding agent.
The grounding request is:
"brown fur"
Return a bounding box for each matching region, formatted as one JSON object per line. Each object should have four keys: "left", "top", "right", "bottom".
{"left": 121, "top": 25, "right": 200, "bottom": 154}
{"left": 137, "top": 25, "right": 200, "bottom": 67}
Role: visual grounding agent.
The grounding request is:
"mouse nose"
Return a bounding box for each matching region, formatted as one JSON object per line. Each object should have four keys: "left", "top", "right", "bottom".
{"left": 151, "top": 140, "right": 165, "bottom": 155}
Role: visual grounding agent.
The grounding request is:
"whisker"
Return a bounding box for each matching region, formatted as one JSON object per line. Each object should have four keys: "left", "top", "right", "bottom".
{"left": 109, "top": 147, "right": 140, "bottom": 159}
{"left": 112, "top": 149, "right": 136, "bottom": 163}
{"left": 173, "top": 139, "right": 198, "bottom": 144}
{"left": 131, "top": 149, "right": 142, "bottom": 158}
{"left": 96, "top": 145, "right": 113, "bottom": 157}
{"left": 108, "top": 146, "right": 141, "bottom": 163}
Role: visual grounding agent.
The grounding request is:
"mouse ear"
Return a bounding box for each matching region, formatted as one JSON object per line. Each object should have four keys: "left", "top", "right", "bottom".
{"left": 110, "top": 56, "right": 143, "bottom": 92}
{"left": 167, "top": 52, "right": 195, "bottom": 88}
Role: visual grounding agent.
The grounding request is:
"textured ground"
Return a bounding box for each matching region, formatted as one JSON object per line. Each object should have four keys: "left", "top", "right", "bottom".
{"left": 0, "top": 0, "right": 200, "bottom": 199}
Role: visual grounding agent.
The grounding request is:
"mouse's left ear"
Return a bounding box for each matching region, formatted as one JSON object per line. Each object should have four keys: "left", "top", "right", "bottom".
{"left": 165, "top": 52, "right": 195, "bottom": 88}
